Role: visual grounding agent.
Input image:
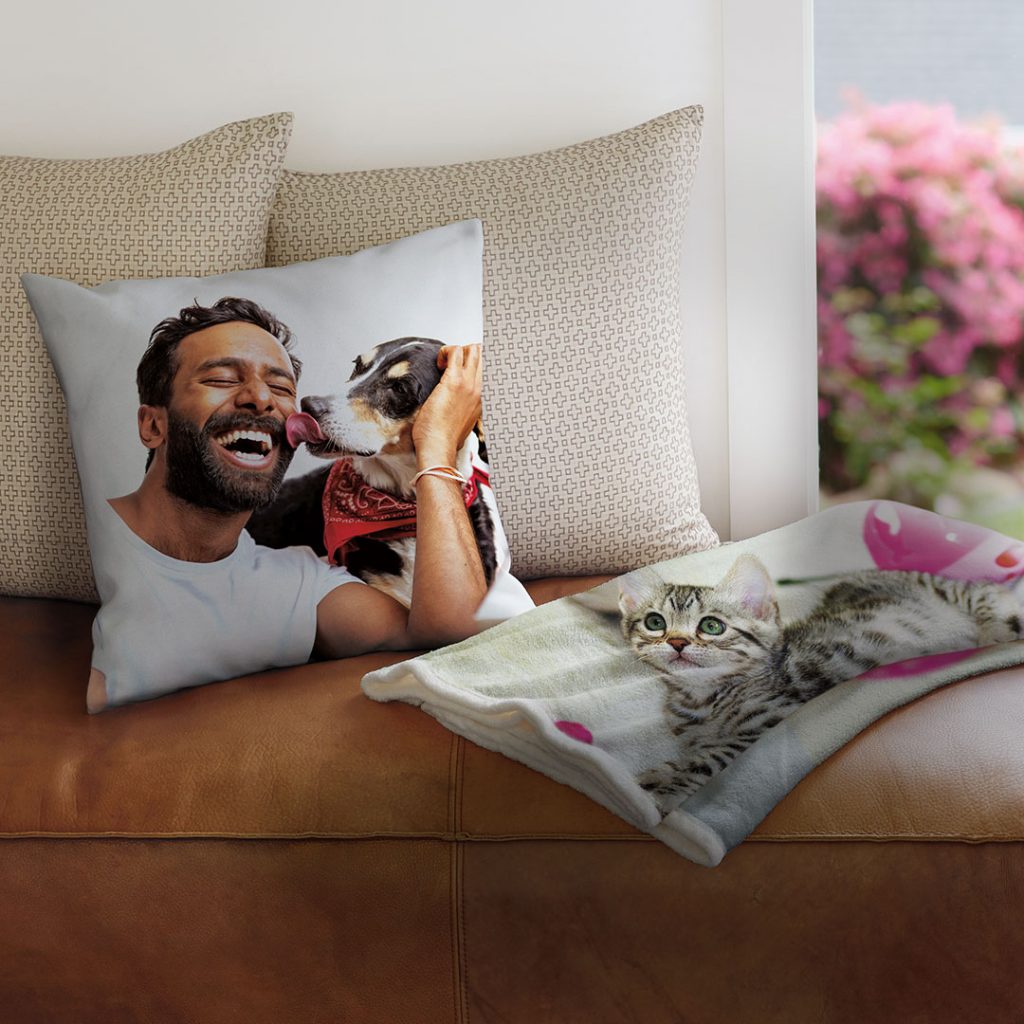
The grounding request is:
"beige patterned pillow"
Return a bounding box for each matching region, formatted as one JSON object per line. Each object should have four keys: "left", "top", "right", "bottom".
{"left": 2, "top": 113, "right": 293, "bottom": 602}
{"left": 268, "top": 107, "right": 718, "bottom": 577}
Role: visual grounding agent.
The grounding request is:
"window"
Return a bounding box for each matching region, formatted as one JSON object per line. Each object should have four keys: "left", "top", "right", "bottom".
{"left": 816, "top": 0, "right": 1024, "bottom": 536}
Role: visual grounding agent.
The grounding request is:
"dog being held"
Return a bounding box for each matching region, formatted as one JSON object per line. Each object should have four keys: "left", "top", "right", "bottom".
{"left": 248, "top": 337, "right": 533, "bottom": 619}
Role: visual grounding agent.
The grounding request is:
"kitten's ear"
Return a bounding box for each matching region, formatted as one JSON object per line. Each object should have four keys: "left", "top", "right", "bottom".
{"left": 718, "top": 554, "right": 779, "bottom": 621}
{"left": 618, "top": 569, "right": 662, "bottom": 614}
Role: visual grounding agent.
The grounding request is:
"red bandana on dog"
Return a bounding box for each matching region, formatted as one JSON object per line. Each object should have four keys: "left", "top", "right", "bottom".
{"left": 323, "top": 457, "right": 490, "bottom": 568}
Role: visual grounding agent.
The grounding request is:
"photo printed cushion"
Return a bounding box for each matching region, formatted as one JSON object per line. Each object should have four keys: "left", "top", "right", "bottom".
{"left": 22, "top": 221, "right": 531, "bottom": 710}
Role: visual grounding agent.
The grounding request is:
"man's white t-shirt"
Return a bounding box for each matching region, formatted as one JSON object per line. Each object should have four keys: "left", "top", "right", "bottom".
{"left": 90, "top": 501, "right": 364, "bottom": 710}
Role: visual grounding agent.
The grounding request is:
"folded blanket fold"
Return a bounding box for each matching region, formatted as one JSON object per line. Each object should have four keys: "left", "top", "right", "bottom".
{"left": 361, "top": 501, "right": 1024, "bottom": 866}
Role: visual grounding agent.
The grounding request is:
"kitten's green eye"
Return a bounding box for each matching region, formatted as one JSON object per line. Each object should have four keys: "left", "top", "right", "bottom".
{"left": 698, "top": 616, "right": 726, "bottom": 636}
{"left": 643, "top": 612, "right": 667, "bottom": 633}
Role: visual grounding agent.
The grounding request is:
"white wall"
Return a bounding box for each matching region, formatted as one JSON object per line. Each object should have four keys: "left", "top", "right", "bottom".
{"left": 0, "top": 0, "right": 816, "bottom": 541}
{"left": 723, "top": 0, "right": 820, "bottom": 538}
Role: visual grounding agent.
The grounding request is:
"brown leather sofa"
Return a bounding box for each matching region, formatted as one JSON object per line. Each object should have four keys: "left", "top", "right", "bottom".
{"left": 2, "top": 577, "right": 1023, "bottom": 1023}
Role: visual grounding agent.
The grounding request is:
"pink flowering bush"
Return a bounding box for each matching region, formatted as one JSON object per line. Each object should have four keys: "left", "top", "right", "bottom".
{"left": 817, "top": 96, "right": 1024, "bottom": 501}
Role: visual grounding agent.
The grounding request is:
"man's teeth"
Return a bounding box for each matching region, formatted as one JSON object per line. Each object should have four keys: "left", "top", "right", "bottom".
{"left": 215, "top": 429, "right": 273, "bottom": 453}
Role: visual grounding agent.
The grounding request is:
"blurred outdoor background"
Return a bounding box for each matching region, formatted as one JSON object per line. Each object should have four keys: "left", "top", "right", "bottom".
{"left": 815, "top": 0, "right": 1024, "bottom": 535}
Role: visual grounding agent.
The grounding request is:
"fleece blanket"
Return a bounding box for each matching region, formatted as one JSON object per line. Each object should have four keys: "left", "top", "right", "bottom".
{"left": 361, "top": 501, "right": 1024, "bottom": 866}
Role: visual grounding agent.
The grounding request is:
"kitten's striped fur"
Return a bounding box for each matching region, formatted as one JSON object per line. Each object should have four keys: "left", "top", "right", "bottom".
{"left": 620, "top": 554, "right": 1022, "bottom": 803}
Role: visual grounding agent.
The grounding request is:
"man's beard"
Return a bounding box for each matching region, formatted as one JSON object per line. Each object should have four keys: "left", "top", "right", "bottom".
{"left": 164, "top": 409, "right": 294, "bottom": 514}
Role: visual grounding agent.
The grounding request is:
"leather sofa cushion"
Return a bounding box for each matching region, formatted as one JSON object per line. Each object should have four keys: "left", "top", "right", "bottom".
{"left": 2, "top": 582, "right": 1023, "bottom": 844}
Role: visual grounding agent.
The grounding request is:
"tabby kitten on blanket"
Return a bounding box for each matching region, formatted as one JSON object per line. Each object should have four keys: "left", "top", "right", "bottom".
{"left": 620, "top": 554, "right": 1022, "bottom": 802}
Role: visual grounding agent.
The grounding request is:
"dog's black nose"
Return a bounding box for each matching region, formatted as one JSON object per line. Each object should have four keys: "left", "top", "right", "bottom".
{"left": 300, "top": 395, "right": 331, "bottom": 418}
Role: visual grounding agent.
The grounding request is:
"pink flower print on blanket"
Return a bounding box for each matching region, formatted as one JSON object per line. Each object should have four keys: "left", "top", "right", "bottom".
{"left": 859, "top": 649, "right": 978, "bottom": 680}
{"left": 555, "top": 720, "right": 594, "bottom": 744}
{"left": 863, "top": 501, "right": 1024, "bottom": 583}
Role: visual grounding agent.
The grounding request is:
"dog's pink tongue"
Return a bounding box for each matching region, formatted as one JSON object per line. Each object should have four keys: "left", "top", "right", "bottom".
{"left": 285, "top": 413, "right": 325, "bottom": 449}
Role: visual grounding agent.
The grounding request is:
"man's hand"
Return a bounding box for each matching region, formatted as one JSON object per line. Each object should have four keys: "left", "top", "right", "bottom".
{"left": 406, "top": 343, "right": 488, "bottom": 644}
{"left": 412, "top": 344, "right": 483, "bottom": 467}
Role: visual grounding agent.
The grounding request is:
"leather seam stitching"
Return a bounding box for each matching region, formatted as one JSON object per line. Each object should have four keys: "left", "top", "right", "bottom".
{"left": 458, "top": 740, "right": 470, "bottom": 1024}
{"left": 2, "top": 831, "right": 1019, "bottom": 843}
{"left": 749, "top": 832, "right": 1024, "bottom": 841}
{"left": 449, "top": 842, "right": 459, "bottom": 1023}
{"left": 451, "top": 736, "right": 469, "bottom": 1024}
{"left": 0, "top": 830, "right": 647, "bottom": 841}
{"left": 445, "top": 733, "right": 467, "bottom": 1023}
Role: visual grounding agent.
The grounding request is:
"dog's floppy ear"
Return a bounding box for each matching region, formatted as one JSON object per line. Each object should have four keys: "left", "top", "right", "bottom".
{"left": 402, "top": 339, "right": 445, "bottom": 398}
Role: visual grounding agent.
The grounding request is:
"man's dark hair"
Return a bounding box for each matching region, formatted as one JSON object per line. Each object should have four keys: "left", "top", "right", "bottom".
{"left": 137, "top": 296, "right": 302, "bottom": 408}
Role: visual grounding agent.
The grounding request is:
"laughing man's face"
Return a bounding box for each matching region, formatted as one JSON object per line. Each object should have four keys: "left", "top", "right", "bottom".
{"left": 161, "top": 321, "right": 298, "bottom": 513}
